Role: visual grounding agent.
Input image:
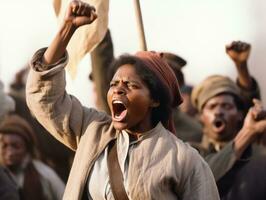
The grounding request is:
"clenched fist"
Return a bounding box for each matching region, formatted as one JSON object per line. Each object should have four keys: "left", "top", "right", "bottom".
{"left": 65, "top": 0, "right": 98, "bottom": 28}
{"left": 226, "top": 41, "right": 251, "bottom": 65}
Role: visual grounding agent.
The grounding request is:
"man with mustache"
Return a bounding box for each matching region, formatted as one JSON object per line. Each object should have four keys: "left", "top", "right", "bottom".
{"left": 0, "top": 80, "right": 19, "bottom": 200}
{"left": 191, "top": 73, "right": 266, "bottom": 199}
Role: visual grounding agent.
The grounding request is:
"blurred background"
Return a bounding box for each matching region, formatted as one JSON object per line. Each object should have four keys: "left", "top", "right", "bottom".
{"left": 1, "top": 0, "right": 266, "bottom": 107}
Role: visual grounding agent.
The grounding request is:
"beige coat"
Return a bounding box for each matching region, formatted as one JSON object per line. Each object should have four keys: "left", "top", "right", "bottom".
{"left": 26, "top": 48, "right": 219, "bottom": 200}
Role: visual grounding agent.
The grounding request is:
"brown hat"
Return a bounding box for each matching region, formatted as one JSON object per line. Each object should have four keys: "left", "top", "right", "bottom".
{"left": 135, "top": 51, "right": 183, "bottom": 135}
{"left": 161, "top": 52, "right": 186, "bottom": 86}
{"left": 135, "top": 51, "right": 183, "bottom": 107}
{"left": 191, "top": 75, "right": 242, "bottom": 112}
{"left": 0, "top": 114, "right": 37, "bottom": 156}
{"left": 161, "top": 52, "right": 187, "bottom": 70}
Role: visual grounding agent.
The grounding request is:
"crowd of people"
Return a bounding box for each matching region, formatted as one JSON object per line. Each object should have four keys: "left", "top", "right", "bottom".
{"left": 1, "top": 0, "right": 266, "bottom": 199}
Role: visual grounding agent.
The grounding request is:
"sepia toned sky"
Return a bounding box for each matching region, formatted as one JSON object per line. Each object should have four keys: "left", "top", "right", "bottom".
{"left": 1, "top": 0, "right": 266, "bottom": 107}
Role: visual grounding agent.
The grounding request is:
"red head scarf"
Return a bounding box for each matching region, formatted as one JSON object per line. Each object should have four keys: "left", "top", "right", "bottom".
{"left": 135, "top": 51, "right": 183, "bottom": 134}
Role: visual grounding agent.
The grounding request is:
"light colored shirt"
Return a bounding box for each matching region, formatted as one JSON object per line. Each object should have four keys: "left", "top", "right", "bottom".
{"left": 87, "top": 129, "right": 141, "bottom": 200}
{"left": 9, "top": 155, "right": 65, "bottom": 200}
{"left": 27, "top": 48, "right": 220, "bottom": 200}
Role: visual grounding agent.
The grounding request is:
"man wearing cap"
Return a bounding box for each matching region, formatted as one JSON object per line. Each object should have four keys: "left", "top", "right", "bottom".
{"left": 0, "top": 80, "right": 19, "bottom": 200}
{"left": 190, "top": 72, "right": 266, "bottom": 199}
{"left": 191, "top": 40, "right": 262, "bottom": 154}
{"left": 0, "top": 114, "right": 65, "bottom": 200}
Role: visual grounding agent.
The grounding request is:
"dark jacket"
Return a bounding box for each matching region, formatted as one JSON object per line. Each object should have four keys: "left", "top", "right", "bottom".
{"left": 0, "top": 166, "right": 19, "bottom": 200}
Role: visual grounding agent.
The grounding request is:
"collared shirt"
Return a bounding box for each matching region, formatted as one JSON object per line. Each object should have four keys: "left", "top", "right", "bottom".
{"left": 7, "top": 155, "right": 65, "bottom": 200}
{"left": 201, "top": 135, "right": 227, "bottom": 152}
{"left": 87, "top": 127, "right": 153, "bottom": 200}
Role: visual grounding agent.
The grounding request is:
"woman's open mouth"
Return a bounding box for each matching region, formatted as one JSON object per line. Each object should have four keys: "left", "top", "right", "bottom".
{"left": 112, "top": 100, "right": 128, "bottom": 122}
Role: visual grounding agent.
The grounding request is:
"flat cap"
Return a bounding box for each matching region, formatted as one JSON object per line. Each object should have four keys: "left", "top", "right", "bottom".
{"left": 191, "top": 75, "right": 242, "bottom": 111}
{"left": 0, "top": 114, "right": 37, "bottom": 156}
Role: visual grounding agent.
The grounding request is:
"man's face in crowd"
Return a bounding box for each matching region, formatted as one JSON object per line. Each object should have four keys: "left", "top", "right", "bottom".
{"left": 200, "top": 94, "right": 242, "bottom": 142}
{"left": 0, "top": 134, "right": 28, "bottom": 170}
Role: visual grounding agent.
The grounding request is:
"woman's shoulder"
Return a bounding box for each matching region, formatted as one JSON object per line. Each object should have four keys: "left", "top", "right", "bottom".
{"left": 147, "top": 123, "right": 203, "bottom": 162}
{"left": 162, "top": 129, "right": 205, "bottom": 162}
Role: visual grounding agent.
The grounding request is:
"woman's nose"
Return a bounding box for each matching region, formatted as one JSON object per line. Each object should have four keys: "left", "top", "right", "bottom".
{"left": 113, "top": 85, "right": 126, "bottom": 95}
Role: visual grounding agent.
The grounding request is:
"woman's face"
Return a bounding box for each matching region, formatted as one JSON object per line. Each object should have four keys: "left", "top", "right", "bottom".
{"left": 0, "top": 134, "right": 28, "bottom": 170}
{"left": 107, "top": 64, "right": 158, "bottom": 133}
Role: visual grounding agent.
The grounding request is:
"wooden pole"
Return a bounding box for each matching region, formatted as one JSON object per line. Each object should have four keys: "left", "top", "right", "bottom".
{"left": 133, "top": 0, "right": 147, "bottom": 51}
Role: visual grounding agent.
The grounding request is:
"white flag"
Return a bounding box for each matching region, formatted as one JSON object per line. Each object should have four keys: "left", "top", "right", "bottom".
{"left": 53, "top": 0, "right": 109, "bottom": 78}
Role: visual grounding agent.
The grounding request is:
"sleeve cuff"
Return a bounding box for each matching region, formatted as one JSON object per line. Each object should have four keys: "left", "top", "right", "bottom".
{"left": 236, "top": 77, "right": 261, "bottom": 99}
{"left": 30, "top": 47, "right": 68, "bottom": 72}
